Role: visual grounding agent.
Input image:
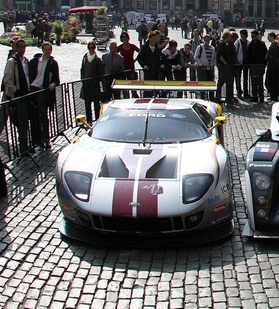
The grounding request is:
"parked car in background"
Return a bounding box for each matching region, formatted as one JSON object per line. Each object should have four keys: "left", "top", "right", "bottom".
{"left": 58, "top": 6, "right": 71, "bottom": 19}
{"left": 198, "top": 12, "right": 219, "bottom": 21}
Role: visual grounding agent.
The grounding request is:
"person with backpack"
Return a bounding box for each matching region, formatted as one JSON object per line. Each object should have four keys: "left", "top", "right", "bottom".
{"left": 136, "top": 20, "right": 148, "bottom": 48}
{"left": 194, "top": 34, "right": 216, "bottom": 100}
{"left": 3, "top": 39, "right": 31, "bottom": 155}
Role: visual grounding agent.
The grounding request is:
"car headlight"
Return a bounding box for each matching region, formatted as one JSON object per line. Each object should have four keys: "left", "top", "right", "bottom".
{"left": 182, "top": 174, "right": 214, "bottom": 204}
{"left": 64, "top": 171, "right": 93, "bottom": 201}
{"left": 253, "top": 173, "right": 271, "bottom": 190}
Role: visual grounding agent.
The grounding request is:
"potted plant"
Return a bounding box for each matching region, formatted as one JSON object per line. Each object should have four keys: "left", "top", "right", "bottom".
{"left": 96, "top": 6, "right": 108, "bottom": 16}
{"left": 52, "top": 20, "right": 64, "bottom": 46}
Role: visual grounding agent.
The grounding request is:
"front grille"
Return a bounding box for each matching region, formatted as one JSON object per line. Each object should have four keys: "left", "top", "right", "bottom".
{"left": 92, "top": 215, "right": 184, "bottom": 233}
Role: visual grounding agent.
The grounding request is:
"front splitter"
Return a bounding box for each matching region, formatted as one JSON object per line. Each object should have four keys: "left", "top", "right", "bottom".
{"left": 59, "top": 218, "right": 234, "bottom": 248}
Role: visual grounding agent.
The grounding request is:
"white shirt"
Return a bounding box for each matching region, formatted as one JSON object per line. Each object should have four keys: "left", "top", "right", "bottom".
{"left": 31, "top": 56, "right": 48, "bottom": 88}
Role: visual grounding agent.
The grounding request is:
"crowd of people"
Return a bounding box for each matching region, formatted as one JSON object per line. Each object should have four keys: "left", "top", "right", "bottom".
{"left": 81, "top": 20, "right": 279, "bottom": 113}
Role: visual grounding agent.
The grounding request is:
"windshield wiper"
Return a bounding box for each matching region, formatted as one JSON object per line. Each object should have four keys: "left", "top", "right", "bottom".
{"left": 142, "top": 111, "right": 149, "bottom": 147}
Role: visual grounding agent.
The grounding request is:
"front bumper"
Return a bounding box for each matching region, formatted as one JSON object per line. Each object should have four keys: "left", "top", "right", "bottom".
{"left": 59, "top": 217, "right": 234, "bottom": 248}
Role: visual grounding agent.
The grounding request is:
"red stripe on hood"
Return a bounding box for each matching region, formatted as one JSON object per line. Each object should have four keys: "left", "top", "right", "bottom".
{"left": 137, "top": 180, "right": 159, "bottom": 217}
{"left": 112, "top": 180, "right": 134, "bottom": 216}
{"left": 112, "top": 145, "right": 163, "bottom": 217}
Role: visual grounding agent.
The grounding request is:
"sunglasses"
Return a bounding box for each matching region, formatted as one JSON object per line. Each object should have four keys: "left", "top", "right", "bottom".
{"left": 88, "top": 46, "right": 95, "bottom": 49}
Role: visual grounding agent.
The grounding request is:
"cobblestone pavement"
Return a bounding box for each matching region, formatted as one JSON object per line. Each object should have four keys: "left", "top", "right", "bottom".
{"left": 0, "top": 25, "right": 279, "bottom": 309}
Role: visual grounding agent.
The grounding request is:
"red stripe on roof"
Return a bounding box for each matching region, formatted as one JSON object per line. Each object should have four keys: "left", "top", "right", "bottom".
{"left": 134, "top": 98, "right": 151, "bottom": 104}
{"left": 152, "top": 98, "right": 169, "bottom": 104}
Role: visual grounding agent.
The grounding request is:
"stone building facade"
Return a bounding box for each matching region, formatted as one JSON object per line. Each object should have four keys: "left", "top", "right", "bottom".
{"left": 7, "top": 0, "right": 279, "bottom": 25}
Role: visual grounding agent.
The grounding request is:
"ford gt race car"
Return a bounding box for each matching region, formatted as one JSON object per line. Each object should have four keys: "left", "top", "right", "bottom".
{"left": 56, "top": 81, "right": 234, "bottom": 247}
{"left": 243, "top": 102, "right": 279, "bottom": 238}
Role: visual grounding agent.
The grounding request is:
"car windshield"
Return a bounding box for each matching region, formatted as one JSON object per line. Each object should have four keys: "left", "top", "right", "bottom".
{"left": 91, "top": 108, "right": 210, "bottom": 144}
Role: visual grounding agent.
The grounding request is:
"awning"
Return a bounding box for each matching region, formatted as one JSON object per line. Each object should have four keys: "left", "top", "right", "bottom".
{"left": 69, "top": 6, "right": 101, "bottom": 13}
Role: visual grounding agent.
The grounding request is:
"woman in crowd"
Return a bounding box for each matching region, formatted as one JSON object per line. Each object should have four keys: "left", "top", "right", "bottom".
{"left": 117, "top": 31, "right": 140, "bottom": 98}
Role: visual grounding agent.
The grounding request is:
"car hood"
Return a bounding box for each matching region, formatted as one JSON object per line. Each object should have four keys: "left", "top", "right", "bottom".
{"left": 58, "top": 135, "right": 224, "bottom": 216}
{"left": 60, "top": 135, "right": 221, "bottom": 178}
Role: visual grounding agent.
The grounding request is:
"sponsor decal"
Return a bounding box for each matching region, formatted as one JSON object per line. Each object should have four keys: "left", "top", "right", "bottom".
{"left": 210, "top": 212, "right": 231, "bottom": 224}
{"left": 249, "top": 163, "right": 273, "bottom": 168}
{"left": 170, "top": 114, "right": 186, "bottom": 119}
{"left": 212, "top": 204, "right": 226, "bottom": 214}
{"left": 143, "top": 183, "right": 164, "bottom": 195}
{"left": 255, "top": 144, "right": 276, "bottom": 154}
{"left": 221, "top": 183, "right": 231, "bottom": 198}
{"left": 129, "top": 202, "right": 141, "bottom": 208}
{"left": 76, "top": 142, "right": 110, "bottom": 153}
{"left": 221, "top": 183, "right": 230, "bottom": 194}
{"left": 208, "top": 194, "right": 221, "bottom": 206}
{"left": 130, "top": 80, "right": 145, "bottom": 85}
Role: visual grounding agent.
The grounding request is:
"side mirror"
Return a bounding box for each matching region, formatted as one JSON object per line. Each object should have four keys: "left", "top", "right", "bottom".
{"left": 75, "top": 114, "right": 92, "bottom": 130}
{"left": 208, "top": 116, "right": 227, "bottom": 133}
{"left": 215, "top": 116, "right": 227, "bottom": 125}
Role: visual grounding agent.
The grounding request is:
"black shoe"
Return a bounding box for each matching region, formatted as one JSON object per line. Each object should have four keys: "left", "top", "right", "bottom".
{"left": 40, "top": 142, "right": 51, "bottom": 149}
{"left": 259, "top": 97, "right": 264, "bottom": 103}
{"left": 233, "top": 97, "right": 240, "bottom": 104}
{"left": 45, "top": 142, "right": 51, "bottom": 149}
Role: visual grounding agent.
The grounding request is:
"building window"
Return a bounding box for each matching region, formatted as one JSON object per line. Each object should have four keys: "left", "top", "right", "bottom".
{"left": 162, "top": 0, "right": 170, "bottom": 10}
{"left": 175, "top": 0, "right": 182, "bottom": 8}
{"left": 123, "top": 0, "right": 132, "bottom": 8}
{"left": 137, "top": 0, "right": 144, "bottom": 10}
{"left": 150, "top": 0, "right": 156, "bottom": 10}
{"left": 224, "top": 0, "right": 231, "bottom": 11}
{"left": 211, "top": 0, "right": 219, "bottom": 11}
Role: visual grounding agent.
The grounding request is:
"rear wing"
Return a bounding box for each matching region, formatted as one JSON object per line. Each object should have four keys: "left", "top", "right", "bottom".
{"left": 112, "top": 80, "right": 217, "bottom": 91}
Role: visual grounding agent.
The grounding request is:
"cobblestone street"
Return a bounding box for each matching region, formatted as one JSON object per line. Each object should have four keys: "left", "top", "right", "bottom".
{"left": 0, "top": 24, "right": 279, "bottom": 308}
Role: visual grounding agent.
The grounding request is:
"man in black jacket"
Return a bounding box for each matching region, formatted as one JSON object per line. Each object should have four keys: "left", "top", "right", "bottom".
{"left": 265, "top": 32, "right": 279, "bottom": 102}
{"left": 29, "top": 42, "right": 60, "bottom": 148}
{"left": 247, "top": 29, "right": 267, "bottom": 103}
{"left": 137, "top": 31, "right": 161, "bottom": 97}
{"left": 215, "top": 31, "right": 235, "bottom": 105}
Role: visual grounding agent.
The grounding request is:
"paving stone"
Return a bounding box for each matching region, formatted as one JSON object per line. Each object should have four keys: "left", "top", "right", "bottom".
{"left": 0, "top": 25, "right": 279, "bottom": 309}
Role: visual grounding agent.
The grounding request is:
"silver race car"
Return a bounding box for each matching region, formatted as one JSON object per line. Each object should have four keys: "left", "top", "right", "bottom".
{"left": 56, "top": 81, "right": 234, "bottom": 246}
{"left": 244, "top": 102, "right": 279, "bottom": 238}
